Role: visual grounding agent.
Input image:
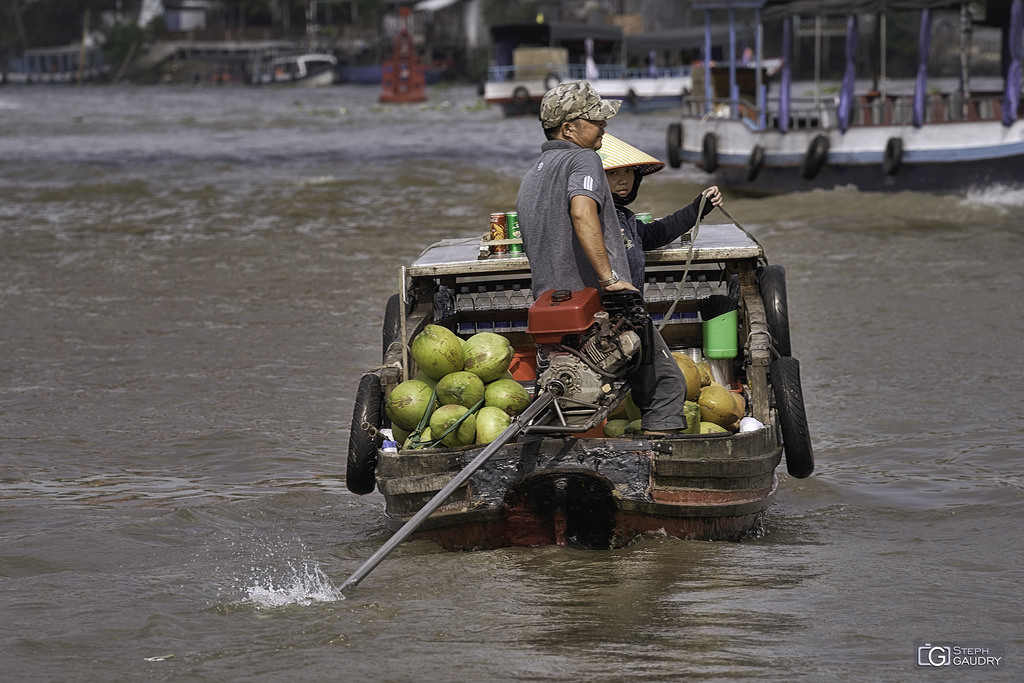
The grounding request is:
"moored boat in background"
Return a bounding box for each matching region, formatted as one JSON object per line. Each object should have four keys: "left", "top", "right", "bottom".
{"left": 250, "top": 52, "right": 338, "bottom": 87}
{"left": 484, "top": 21, "right": 695, "bottom": 116}
{"left": 667, "top": 0, "right": 1024, "bottom": 195}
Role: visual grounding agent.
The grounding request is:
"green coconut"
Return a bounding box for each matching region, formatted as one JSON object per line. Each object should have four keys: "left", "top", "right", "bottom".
{"left": 462, "top": 332, "right": 514, "bottom": 383}
{"left": 435, "top": 371, "right": 485, "bottom": 409}
{"left": 683, "top": 401, "right": 701, "bottom": 434}
{"left": 698, "top": 384, "right": 743, "bottom": 427}
{"left": 625, "top": 419, "right": 643, "bottom": 435}
{"left": 700, "top": 421, "right": 729, "bottom": 434}
{"left": 624, "top": 392, "right": 642, "bottom": 421}
{"left": 429, "top": 404, "right": 477, "bottom": 448}
{"left": 384, "top": 379, "right": 436, "bottom": 432}
{"left": 411, "top": 324, "right": 464, "bottom": 380}
{"left": 475, "top": 406, "right": 513, "bottom": 444}
{"left": 404, "top": 426, "right": 433, "bottom": 449}
{"left": 604, "top": 418, "right": 630, "bottom": 438}
{"left": 484, "top": 378, "right": 531, "bottom": 416}
{"left": 412, "top": 369, "right": 438, "bottom": 388}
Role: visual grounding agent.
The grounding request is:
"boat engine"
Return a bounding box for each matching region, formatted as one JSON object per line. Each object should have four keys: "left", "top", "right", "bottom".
{"left": 527, "top": 288, "right": 653, "bottom": 404}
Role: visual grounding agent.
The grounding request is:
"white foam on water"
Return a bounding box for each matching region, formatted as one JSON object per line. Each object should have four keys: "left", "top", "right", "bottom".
{"left": 962, "top": 183, "right": 1024, "bottom": 208}
{"left": 244, "top": 560, "right": 344, "bottom": 608}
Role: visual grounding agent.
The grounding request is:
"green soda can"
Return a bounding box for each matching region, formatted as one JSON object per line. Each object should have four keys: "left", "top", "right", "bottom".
{"left": 636, "top": 212, "right": 653, "bottom": 224}
{"left": 506, "top": 211, "right": 523, "bottom": 254}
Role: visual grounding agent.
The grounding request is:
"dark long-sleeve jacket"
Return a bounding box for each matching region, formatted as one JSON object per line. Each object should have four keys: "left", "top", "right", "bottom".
{"left": 616, "top": 194, "right": 713, "bottom": 291}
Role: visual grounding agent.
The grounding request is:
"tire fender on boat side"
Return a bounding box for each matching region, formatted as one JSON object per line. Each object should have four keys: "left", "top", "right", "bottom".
{"left": 347, "top": 373, "right": 383, "bottom": 495}
{"left": 701, "top": 132, "right": 718, "bottom": 173}
{"left": 800, "top": 134, "right": 830, "bottom": 179}
{"left": 883, "top": 136, "right": 903, "bottom": 176}
{"left": 381, "top": 293, "right": 402, "bottom": 363}
{"left": 771, "top": 356, "right": 814, "bottom": 478}
{"left": 543, "top": 73, "right": 561, "bottom": 91}
{"left": 757, "top": 264, "right": 791, "bottom": 357}
{"left": 667, "top": 122, "right": 683, "bottom": 168}
{"left": 745, "top": 144, "right": 765, "bottom": 181}
{"left": 512, "top": 86, "right": 530, "bottom": 115}
{"left": 626, "top": 89, "right": 638, "bottom": 107}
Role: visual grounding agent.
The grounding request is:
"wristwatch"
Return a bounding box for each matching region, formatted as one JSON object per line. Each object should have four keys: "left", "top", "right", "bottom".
{"left": 598, "top": 270, "right": 620, "bottom": 287}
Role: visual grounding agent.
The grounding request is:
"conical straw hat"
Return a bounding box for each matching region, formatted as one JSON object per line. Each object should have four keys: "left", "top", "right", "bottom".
{"left": 597, "top": 133, "right": 665, "bottom": 176}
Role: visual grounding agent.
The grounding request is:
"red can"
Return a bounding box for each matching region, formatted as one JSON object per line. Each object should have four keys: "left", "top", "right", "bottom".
{"left": 489, "top": 212, "right": 508, "bottom": 254}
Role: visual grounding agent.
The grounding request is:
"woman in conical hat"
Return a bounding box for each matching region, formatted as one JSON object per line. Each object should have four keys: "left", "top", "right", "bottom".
{"left": 598, "top": 133, "right": 723, "bottom": 292}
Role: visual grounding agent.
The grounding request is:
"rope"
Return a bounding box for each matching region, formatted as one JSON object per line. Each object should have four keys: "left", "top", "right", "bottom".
{"left": 655, "top": 195, "right": 769, "bottom": 333}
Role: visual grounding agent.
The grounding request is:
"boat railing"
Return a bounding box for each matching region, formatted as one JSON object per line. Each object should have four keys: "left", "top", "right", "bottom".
{"left": 683, "top": 90, "right": 1013, "bottom": 130}
{"left": 486, "top": 63, "right": 690, "bottom": 83}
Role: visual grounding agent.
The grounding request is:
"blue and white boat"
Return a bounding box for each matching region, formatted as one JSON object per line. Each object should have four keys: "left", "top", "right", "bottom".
{"left": 483, "top": 21, "right": 695, "bottom": 116}
{"left": 666, "top": 0, "right": 1024, "bottom": 195}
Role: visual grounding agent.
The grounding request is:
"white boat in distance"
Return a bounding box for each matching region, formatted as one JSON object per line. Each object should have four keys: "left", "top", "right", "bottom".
{"left": 484, "top": 21, "right": 695, "bottom": 116}
{"left": 667, "top": 0, "right": 1024, "bottom": 195}
{"left": 251, "top": 53, "right": 338, "bottom": 87}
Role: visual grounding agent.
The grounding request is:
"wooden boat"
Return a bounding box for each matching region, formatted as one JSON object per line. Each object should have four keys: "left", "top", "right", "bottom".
{"left": 666, "top": 0, "right": 1024, "bottom": 195}
{"left": 346, "top": 224, "right": 813, "bottom": 552}
{"left": 483, "top": 21, "right": 694, "bottom": 116}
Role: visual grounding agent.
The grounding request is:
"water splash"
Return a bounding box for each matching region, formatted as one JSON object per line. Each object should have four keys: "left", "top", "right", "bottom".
{"left": 963, "top": 183, "right": 1024, "bottom": 208}
{"left": 245, "top": 559, "right": 344, "bottom": 608}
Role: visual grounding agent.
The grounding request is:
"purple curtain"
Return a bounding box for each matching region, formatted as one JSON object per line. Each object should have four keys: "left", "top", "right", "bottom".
{"left": 780, "top": 17, "right": 792, "bottom": 133}
{"left": 1004, "top": 0, "right": 1023, "bottom": 126}
{"left": 912, "top": 9, "right": 932, "bottom": 128}
{"left": 838, "top": 15, "right": 858, "bottom": 133}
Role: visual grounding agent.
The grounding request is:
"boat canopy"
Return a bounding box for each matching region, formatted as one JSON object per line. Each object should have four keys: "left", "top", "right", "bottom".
{"left": 489, "top": 21, "right": 623, "bottom": 46}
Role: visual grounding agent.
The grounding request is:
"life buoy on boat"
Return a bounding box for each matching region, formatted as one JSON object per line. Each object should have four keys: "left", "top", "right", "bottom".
{"left": 512, "top": 86, "right": 530, "bottom": 115}
{"left": 770, "top": 356, "right": 814, "bottom": 478}
{"left": 666, "top": 122, "right": 683, "bottom": 168}
{"left": 347, "top": 373, "right": 384, "bottom": 495}
{"left": 701, "top": 132, "right": 718, "bottom": 173}
{"left": 800, "top": 134, "right": 830, "bottom": 179}
{"left": 883, "top": 136, "right": 903, "bottom": 176}
{"left": 543, "top": 72, "right": 561, "bottom": 91}
{"left": 745, "top": 144, "right": 765, "bottom": 181}
{"left": 757, "top": 264, "right": 791, "bottom": 357}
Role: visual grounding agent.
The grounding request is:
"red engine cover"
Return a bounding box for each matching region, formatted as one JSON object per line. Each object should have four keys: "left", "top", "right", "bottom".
{"left": 526, "top": 288, "right": 602, "bottom": 344}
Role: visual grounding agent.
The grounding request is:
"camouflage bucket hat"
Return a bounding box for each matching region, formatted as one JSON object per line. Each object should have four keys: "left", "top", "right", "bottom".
{"left": 539, "top": 81, "right": 622, "bottom": 129}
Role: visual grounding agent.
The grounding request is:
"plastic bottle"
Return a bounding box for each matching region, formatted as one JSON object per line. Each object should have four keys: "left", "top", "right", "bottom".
{"left": 492, "top": 284, "right": 511, "bottom": 332}
{"left": 475, "top": 285, "right": 494, "bottom": 331}
{"left": 696, "top": 274, "right": 713, "bottom": 299}
{"left": 433, "top": 284, "right": 454, "bottom": 320}
{"left": 682, "top": 275, "right": 698, "bottom": 322}
{"left": 509, "top": 283, "right": 528, "bottom": 330}
{"left": 662, "top": 276, "right": 680, "bottom": 319}
{"left": 456, "top": 285, "right": 476, "bottom": 335}
{"left": 696, "top": 275, "right": 713, "bottom": 323}
{"left": 646, "top": 276, "right": 664, "bottom": 322}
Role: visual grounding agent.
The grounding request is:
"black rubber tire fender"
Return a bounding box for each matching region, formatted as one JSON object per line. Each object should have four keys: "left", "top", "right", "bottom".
{"left": 347, "top": 373, "right": 383, "bottom": 495}
{"left": 883, "top": 136, "right": 903, "bottom": 176}
{"left": 771, "top": 356, "right": 814, "bottom": 478}
{"left": 626, "top": 88, "right": 638, "bottom": 107}
{"left": 800, "top": 134, "right": 829, "bottom": 179}
{"left": 701, "top": 132, "right": 718, "bottom": 173}
{"left": 757, "top": 264, "right": 792, "bottom": 357}
{"left": 666, "top": 122, "right": 683, "bottom": 168}
{"left": 382, "top": 293, "right": 402, "bottom": 364}
{"left": 746, "top": 144, "right": 765, "bottom": 181}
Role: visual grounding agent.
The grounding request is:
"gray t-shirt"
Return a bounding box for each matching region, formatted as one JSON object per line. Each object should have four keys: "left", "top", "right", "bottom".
{"left": 516, "top": 139, "right": 630, "bottom": 298}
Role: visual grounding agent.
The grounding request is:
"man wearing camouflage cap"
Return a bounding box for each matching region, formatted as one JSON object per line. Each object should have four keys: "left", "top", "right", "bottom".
{"left": 515, "top": 81, "right": 687, "bottom": 435}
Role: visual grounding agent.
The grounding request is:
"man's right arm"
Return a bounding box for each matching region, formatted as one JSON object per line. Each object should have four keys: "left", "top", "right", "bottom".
{"left": 568, "top": 195, "right": 636, "bottom": 292}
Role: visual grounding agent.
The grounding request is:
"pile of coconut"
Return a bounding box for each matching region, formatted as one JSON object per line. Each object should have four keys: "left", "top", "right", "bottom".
{"left": 604, "top": 352, "right": 746, "bottom": 436}
{"left": 384, "top": 325, "right": 748, "bottom": 450}
{"left": 385, "top": 325, "right": 531, "bottom": 449}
